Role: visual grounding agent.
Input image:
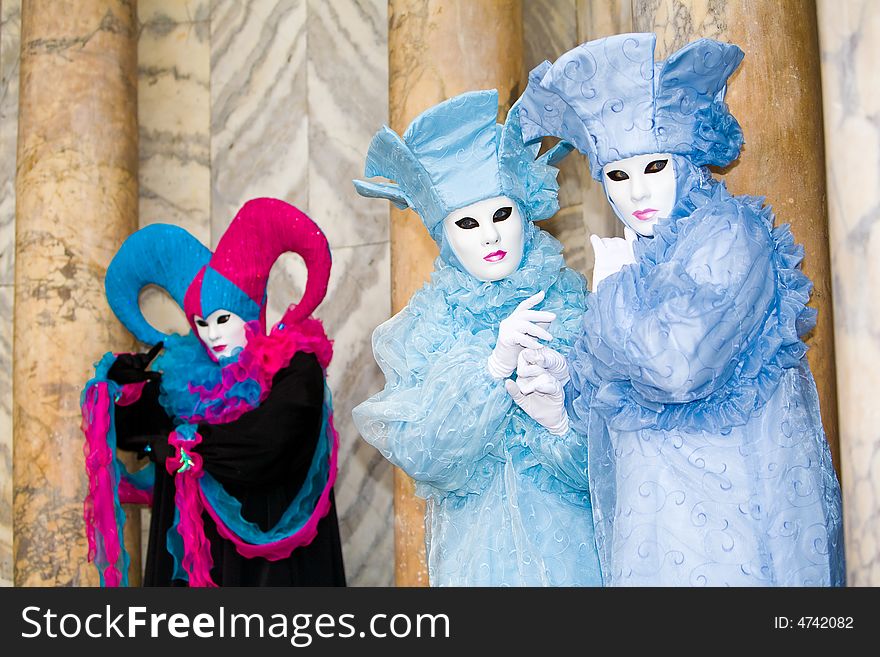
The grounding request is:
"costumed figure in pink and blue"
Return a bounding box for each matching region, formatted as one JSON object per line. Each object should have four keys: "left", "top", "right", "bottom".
{"left": 81, "top": 198, "right": 345, "bottom": 587}
{"left": 351, "top": 90, "right": 602, "bottom": 586}
{"left": 520, "top": 33, "right": 844, "bottom": 586}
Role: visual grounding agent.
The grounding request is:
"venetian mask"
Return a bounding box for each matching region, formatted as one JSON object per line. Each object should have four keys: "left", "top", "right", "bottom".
{"left": 442, "top": 196, "right": 525, "bottom": 281}
{"left": 193, "top": 309, "right": 248, "bottom": 361}
{"left": 602, "top": 153, "right": 676, "bottom": 237}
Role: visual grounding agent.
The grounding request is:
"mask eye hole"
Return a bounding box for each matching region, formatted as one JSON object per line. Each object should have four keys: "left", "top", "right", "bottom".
{"left": 195, "top": 318, "right": 208, "bottom": 328}
{"left": 454, "top": 217, "right": 479, "bottom": 229}
{"left": 217, "top": 314, "right": 230, "bottom": 325}
{"left": 606, "top": 169, "right": 629, "bottom": 182}
{"left": 493, "top": 206, "right": 512, "bottom": 222}
{"left": 644, "top": 159, "right": 668, "bottom": 174}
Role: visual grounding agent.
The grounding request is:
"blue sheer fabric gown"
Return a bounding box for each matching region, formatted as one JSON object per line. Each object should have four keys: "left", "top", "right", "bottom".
{"left": 354, "top": 228, "right": 603, "bottom": 586}
{"left": 567, "top": 176, "right": 845, "bottom": 586}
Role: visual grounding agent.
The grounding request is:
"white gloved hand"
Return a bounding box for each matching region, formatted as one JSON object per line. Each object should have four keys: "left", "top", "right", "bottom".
{"left": 590, "top": 226, "right": 638, "bottom": 292}
{"left": 505, "top": 373, "right": 570, "bottom": 435}
{"left": 517, "top": 346, "right": 569, "bottom": 387}
{"left": 487, "top": 290, "right": 556, "bottom": 379}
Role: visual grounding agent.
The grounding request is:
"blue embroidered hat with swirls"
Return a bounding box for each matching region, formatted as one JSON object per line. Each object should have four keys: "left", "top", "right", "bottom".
{"left": 519, "top": 33, "right": 744, "bottom": 180}
{"left": 353, "top": 89, "right": 570, "bottom": 243}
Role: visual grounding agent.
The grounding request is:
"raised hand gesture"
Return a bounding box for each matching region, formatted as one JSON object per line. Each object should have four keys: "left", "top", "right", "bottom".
{"left": 107, "top": 342, "right": 164, "bottom": 384}
{"left": 589, "top": 226, "right": 638, "bottom": 292}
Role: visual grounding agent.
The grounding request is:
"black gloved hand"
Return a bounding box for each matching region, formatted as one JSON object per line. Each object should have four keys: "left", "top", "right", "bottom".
{"left": 107, "top": 342, "right": 163, "bottom": 384}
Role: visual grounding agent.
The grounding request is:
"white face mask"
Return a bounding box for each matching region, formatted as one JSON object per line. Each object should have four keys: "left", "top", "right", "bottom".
{"left": 442, "top": 196, "right": 525, "bottom": 282}
{"left": 602, "top": 153, "right": 676, "bottom": 237}
{"left": 193, "top": 309, "right": 248, "bottom": 361}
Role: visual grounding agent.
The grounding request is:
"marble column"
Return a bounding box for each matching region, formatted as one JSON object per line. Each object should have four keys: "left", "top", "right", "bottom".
{"left": 13, "top": 0, "right": 139, "bottom": 586}
{"left": 137, "top": 0, "right": 211, "bottom": 569}
{"left": 632, "top": 0, "right": 841, "bottom": 470}
{"left": 387, "top": 0, "right": 524, "bottom": 587}
{"left": 521, "top": 0, "right": 586, "bottom": 272}
{"left": 138, "top": 0, "right": 210, "bottom": 335}
{"left": 817, "top": 0, "right": 880, "bottom": 586}
{"left": 0, "top": 0, "right": 21, "bottom": 588}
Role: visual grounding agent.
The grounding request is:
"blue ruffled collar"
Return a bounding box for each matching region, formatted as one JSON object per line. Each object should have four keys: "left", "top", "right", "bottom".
{"left": 421, "top": 225, "right": 568, "bottom": 328}
{"left": 154, "top": 332, "right": 262, "bottom": 424}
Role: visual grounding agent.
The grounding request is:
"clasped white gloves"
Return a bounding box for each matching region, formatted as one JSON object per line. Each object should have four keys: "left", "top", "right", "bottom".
{"left": 504, "top": 347, "right": 570, "bottom": 436}
{"left": 505, "top": 346, "right": 571, "bottom": 435}
{"left": 516, "top": 346, "right": 570, "bottom": 387}
{"left": 505, "top": 373, "right": 569, "bottom": 436}
{"left": 589, "top": 226, "right": 638, "bottom": 293}
{"left": 487, "top": 290, "right": 556, "bottom": 379}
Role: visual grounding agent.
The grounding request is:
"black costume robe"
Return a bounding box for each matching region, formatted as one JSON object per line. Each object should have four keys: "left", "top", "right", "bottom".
{"left": 113, "top": 350, "right": 346, "bottom": 586}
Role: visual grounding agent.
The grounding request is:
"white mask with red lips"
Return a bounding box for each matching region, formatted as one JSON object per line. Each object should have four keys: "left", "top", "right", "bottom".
{"left": 602, "top": 153, "right": 677, "bottom": 237}
{"left": 193, "top": 309, "right": 249, "bottom": 361}
{"left": 442, "top": 196, "right": 525, "bottom": 282}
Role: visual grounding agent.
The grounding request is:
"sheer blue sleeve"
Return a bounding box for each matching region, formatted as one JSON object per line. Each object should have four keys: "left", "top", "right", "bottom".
{"left": 522, "top": 423, "right": 590, "bottom": 491}
{"left": 589, "top": 196, "right": 774, "bottom": 402}
{"left": 352, "top": 303, "right": 512, "bottom": 495}
{"left": 569, "top": 186, "right": 815, "bottom": 433}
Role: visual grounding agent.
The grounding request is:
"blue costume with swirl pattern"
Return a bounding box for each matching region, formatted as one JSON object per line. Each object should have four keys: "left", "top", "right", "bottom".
{"left": 352, "top": 91, "right": 602, "bottom": 586}
{"left": 521, "top": 34, "right": 845, "bottom": 586}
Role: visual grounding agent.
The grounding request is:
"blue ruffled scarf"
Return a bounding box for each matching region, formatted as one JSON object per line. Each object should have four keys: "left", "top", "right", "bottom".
{"left": 406, "top": 226, "right": 589, "bottom": 503}
{"left": 153, "top": 332, "right": 261, "bottom": 423}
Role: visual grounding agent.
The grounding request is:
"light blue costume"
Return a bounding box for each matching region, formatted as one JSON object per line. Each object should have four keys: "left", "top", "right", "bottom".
{"left": 521, "top": 34, "right": 845, "bottom": 586}
{"left": 352, "top": 90, "right": 603, "bottom": 586}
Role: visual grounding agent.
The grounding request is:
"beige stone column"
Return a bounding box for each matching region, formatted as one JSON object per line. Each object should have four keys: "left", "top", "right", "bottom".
{"left": 387, "top": 0, "right": 524, "bottom": 587}
{"left": 14, "top": 0, "right": 139, "bottom": 586}
{"left": 817, "top": 0, "right": 880, "bottom": 586}
{"left": 632, "top": 0, "right": 841, "bottom": 471}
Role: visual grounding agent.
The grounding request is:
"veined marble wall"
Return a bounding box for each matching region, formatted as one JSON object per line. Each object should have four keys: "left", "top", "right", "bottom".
{"left": 137, "top": 0, "right": 392, "bottom": 586}
{"left": 0, "top": 0, "right": 20, "bottom": 588}
{"left": 818, "top": 0, "right": 880, "bottom": 586}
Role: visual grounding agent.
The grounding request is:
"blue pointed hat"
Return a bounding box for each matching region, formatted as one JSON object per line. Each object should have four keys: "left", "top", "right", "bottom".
{"left": 520, "top": 33, "right": 744, "bottom": 179}
{"left": 353, "top": 89, "right": 570, "bottom": 242}
{"left": 105, "top": 224, "right": 212, "bottom": 345}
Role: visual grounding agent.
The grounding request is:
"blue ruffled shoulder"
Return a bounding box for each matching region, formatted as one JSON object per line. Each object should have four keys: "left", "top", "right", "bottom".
{"left": 570, "top": 182, "right": 816, "bottom": 434}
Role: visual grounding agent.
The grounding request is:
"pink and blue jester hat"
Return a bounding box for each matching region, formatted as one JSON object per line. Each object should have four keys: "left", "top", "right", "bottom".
{"left": 105, "top": 198, "right": 331, "bottom": 351}
{"left": 352, "top": 89, "right": 572, "bottom": 269}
